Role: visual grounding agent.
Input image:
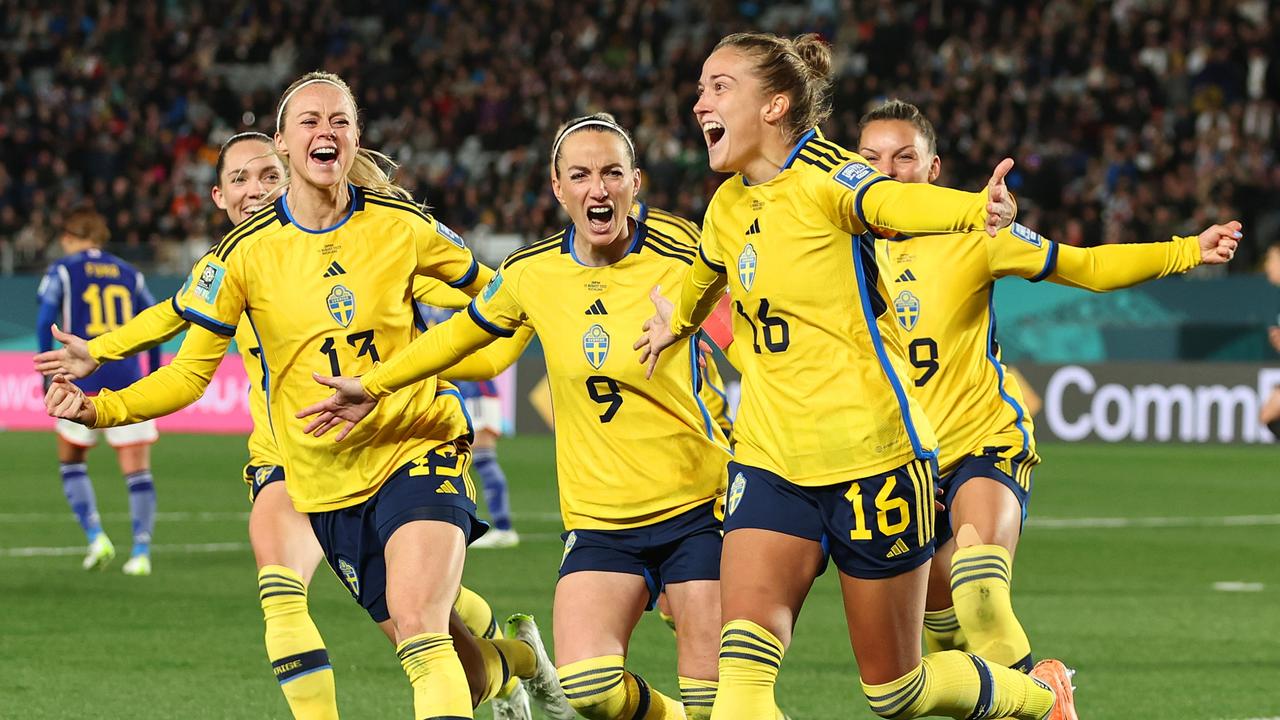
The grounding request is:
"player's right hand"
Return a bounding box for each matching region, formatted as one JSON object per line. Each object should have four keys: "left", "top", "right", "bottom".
{"left": 45, "top": 374, "right": 97, "bottom": 426}
{"left": 33, "top": 324, "right": 100, "bottom": 379}
{"left": 1197, "top": 220, "right": 1242, "bottom": 265}
{"left": 297, "top": 373, "right": 378, "bottom": 442}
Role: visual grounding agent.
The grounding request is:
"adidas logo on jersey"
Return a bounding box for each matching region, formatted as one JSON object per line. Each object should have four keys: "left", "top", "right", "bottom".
{"left": 885, "top": 538, "right": 910, "bottom": 559}
{"left": 745, "top": 218, "right": 761, "bottom": 235}
{"left": 323, "top": 261, "right": 347, "bottom": 277}
{"left": 896, "top": 269, "right": 917, "bottom": 282}
{"left": 436, "top": 480, "right": 459, "bottom": 495}
{"left": 585, "top": 299, "right": 608, "bottom": 315}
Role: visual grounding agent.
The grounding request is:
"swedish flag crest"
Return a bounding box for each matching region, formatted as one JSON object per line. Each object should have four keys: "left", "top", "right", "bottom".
{"left": 894, "top": 290, "right": 920, "bottom": 331}
{"left": 583, "top": 324, "right": 609, "bottom": 369}
{"left": 560, "top": 531, "right": 577, "bottom": 569}
{"left": 327, "top": 285, "right": 356, "bottom": 328}
{"left": 738, "top": 243, "right": 757, "bottom": 291}
{"left": 337, "top": 557, "right": 359, "bottom": 598}
{"left": 728, "top": 472, "right": 746, "bottom": 515}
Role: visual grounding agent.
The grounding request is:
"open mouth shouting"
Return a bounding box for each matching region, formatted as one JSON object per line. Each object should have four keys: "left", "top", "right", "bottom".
{"left": 586, "top": 203, "right": 616, "bottom": 235}
{"left": 702, "top": 121, "right": 725, "bottom": 150}
{"left": 309, "top": 145, "right": 339, "bottom": 169}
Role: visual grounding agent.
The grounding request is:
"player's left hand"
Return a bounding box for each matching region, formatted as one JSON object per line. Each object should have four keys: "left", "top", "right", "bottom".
{"left": 1197, "top": 220, "right": 1242, "bottom": 264}
{"left": 45, "top": 374, "right": 96, "bottom": 426}
{"left": 297, "top": 373, "right": 378, "bottom": 441}
{"left": 634, "top": 285, "right": 679, "bottom": 379}
{"left": 33, "top": 324, "right": 100, "bottom": 378}
{"left": 985, "top": 158, "right": 1017, "bottom": 237}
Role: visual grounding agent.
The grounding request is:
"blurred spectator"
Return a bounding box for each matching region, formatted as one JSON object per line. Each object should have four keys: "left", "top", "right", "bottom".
{"left": 1, "top": 0, "right": 1277, "bottom": 274}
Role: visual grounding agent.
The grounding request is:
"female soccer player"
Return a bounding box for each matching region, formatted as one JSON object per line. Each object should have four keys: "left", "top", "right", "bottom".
{"left": 44, "top": 72, "right": 566, "bottom": 720}
{"left": 296, "top": 113, "right": 745, "bottom": 720}
{"left": 857, "top": 98, "right": 1240, "bottom": 677}
{"left": 634, "top": 32, "right": 1073, "bottom": 720}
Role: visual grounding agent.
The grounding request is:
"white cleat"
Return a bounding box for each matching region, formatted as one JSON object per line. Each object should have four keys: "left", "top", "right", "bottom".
{"left": 122, "top": 554, "right": 151, "bottom": 577}
{"left": 491, "top": 679, "right": 533, "bottom": 720}
{"left": 505, "top": 614, "right": 575, "bottom": 720}
{"left": 82, "top": 534, "right": 115, "bottom": 571}
{"left": 471, "top": 528, "right": 520, "bottom": 549}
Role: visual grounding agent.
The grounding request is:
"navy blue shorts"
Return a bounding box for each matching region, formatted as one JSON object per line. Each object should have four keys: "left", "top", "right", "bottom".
{"left": 244, "top": 463, "right": 286, "bottom": 503}
{"left": 723, "top": 459, "right": 937, "bottom": 579}
{"left": 558, "top": 501, "right": 722, "bottom": 610}
{"left": 310, "top": 442, "right": 485, "bottom": 623}
{"left": 936, "top": 452, "right": 1034, "bottom": 546}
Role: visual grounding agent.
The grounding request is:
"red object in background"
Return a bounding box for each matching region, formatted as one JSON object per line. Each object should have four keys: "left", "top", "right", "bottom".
{"left": 703, "top": 294, "right": 734, "bottom": 350}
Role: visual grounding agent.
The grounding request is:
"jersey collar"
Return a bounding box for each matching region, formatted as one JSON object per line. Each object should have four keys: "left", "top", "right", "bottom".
{"left": 276, "top": 183, "right": 365, "bottom": 234}
{"left": 740, "top": 128, "right": 817, "bottom": 187}
{"left": 562, "top": 216, "right": 646, "bottom": 266}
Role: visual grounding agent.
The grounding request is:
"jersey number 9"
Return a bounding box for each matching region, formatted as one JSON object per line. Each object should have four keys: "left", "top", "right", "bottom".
{"left": 585, "top": 376, "right": 623, "bottom": 423}
{"left": 908, "top": 337, "right": 940, "bottom": 387}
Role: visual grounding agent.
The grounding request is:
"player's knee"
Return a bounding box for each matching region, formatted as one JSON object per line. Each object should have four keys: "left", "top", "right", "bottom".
{"left": 557, "top": 657, "right": 628, "bottom": 720}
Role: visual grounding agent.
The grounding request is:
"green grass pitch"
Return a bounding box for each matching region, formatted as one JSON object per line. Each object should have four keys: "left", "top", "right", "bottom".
{"left": 1, "top": 431, "right": 1276, "bottom": 719}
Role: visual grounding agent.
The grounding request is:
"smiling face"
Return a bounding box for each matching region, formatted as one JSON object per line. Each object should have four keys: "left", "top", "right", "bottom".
{"left": 694, "top": 47, "right": 781, "bottom": 175}
{"left": 274, "top": 82, "right": 358, "bottom": 191}
{"left": 551, "top": 129, "right": 641, "bottom": 249}
{"left": 857, "top": 119, "right": 940, "bottom": 185}
{"left": 211, "top": 139, "right": 285, "bottom": 225}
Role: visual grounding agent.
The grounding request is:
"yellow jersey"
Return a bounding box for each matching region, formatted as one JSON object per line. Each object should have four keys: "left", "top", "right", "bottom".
{"left": 365, "top": 215, "right": 732, "bottom": 531}
{"left": 92, "top": 186, "right": 489, "bottom": 511}
{"left": 881, "top": 224, "right": 1203, "bottom": 474}
{"left": 670, "top": 130, "right": 997, "bottom": 486}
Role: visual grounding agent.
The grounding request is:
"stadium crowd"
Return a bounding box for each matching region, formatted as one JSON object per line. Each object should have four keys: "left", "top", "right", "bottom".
{"left": 1, "top": 0, "right": 1276, "bottom": 274}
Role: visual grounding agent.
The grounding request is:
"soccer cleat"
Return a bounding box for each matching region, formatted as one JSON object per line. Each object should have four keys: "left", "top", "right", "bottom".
{"left": 1030, "top": 659, "right": 1079, "bottom": 720}
{"left": 491, "top": 679, "right": 532, "bottom": 720}
{"left": 82, "top": 533, "right": 115, "bottom": 571}
{"left": 471, "top": 528, "right": 520, "bottom": 549}
{"left": 505, "top": 614, "right": 575, "bottom": 720}
{"left": 122, "top": 554, "right": 151, "bottom": 577}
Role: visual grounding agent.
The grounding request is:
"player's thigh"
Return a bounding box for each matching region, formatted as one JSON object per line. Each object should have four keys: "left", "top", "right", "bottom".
{"left": 472, "top": 428, "right": 499, "bottom": 449}
{"left": 56, "top": 422, "right": 93, "bottom": 462}
{"left": 839, "top": 562, "right": 931, "bottom": 684}
{"left": 114, "top": 443, "right": 151, "bottom": 475}
{"left": 949, "top": 475, "right": 1024, "bottom": 555}
{"left": 552, "top": 570, "right": 650, "bottom": 666}
{"left": 249, "top": 480, "right": 325, "bottom": 584}
{"left": 664, "top": 579, "right": 721, "bottom": 680}
{"left": 925, "top": 538, "right": 957, "bottom": 611}
{"left": 720, "top": 528, "right": 823, "bottom": 648}
{"left": 384, "top": 519, "right": 468, "bottom": 640}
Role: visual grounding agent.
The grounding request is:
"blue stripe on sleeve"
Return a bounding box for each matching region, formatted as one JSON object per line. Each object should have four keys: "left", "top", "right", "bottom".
{"left": 1029, "top": 242, "right": 1059, "bottom": 282}
{"left": 447, "top": 258, "right": 480, "bottom": 288}
{"left": 466, "top": 302, "right": 515, "bottom": 338}
{"left": 181, "top": 308, "right": 238, "bottom": 336}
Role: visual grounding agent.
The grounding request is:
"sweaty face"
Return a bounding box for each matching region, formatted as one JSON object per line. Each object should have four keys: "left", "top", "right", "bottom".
{"left": 213, "top": 140, "right": 285, "bottom": 225}
{"left": 858, "top": 119, "right": 938, "bottom": 184}
{"left": 694, "top": 48, "right": 770, "bottom": 174}
{"left": 275, "top": 82, "right": 358, "bottom": 191}
{"left": 551, "top": 130, "right": 640, "bottom": 249}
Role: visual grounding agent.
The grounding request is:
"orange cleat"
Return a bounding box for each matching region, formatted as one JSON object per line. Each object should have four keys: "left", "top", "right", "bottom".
{"left": 1029, "top": 659, "right": 1079, "bottom": 720}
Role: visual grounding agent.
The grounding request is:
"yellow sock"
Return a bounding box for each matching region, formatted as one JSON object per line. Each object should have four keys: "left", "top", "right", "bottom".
{"left": 712, "top": 620, "right": 784, "bottom": 720}
{"left": 923, "top": 607, "right": 967, "bottom": 654}
{"left": 396, "top": 632, "right": 473, "bottom": 719}
{"left": 258, "top": 565, "right": 338, "bottom": 720}
{"left": 473, "top": 637, "right": 537, "bottom": 704}
{"left": 860, "top": 650, "right": 1054, "bottom": 719}
{"left": 679, "top": 676, "right": 716, "bottom": 719}
{"left": 557, "top": 655, "right": 683, "bottom": 719}
{"left": 454, "top": 584, "right": 499, "bottom": 639}
{"left": 952, "top": 545, "right": 1033, "bottom": 671}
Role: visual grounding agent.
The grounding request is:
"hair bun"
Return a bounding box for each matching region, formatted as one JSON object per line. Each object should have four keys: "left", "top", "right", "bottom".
{"left": 792, "top": 33, "right": 832, "bottom": 82}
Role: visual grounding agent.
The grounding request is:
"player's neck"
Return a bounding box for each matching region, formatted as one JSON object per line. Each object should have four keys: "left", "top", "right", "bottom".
{"left": 741, "top": 133, "right": 795, "bottom": 186}
{"left": 573, "top": 217, "right": 636, "bottom": 267}
{"left": 285, "top": 181, "right": 351, "bottom": 231}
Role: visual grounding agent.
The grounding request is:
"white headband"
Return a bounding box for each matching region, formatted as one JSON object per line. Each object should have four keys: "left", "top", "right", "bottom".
{"left": 276, "top": 78, "right": 346, "bottom": 130}
{"left": 551, "top": 119, "right": 635, "bottom": 164}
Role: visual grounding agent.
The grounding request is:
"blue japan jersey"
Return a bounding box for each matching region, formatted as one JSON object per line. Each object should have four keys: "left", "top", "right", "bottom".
{"left": 37, "top": 249, "right": 158, "bottom": 394}
{"left": 414, "top": 302, "right": 497, "bottom": 400}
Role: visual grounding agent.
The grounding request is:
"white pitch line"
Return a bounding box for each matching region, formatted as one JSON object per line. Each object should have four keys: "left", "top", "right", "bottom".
{"left": 3, "top": 542, "right": 249, "bottom": 558}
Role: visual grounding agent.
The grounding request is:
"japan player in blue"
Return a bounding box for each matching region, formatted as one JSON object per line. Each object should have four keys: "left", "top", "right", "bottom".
{"left": 36, "top": 208, "right": 162, "bottom": 575}
{"left": 416, "top": 303, "right": 521, "bottom": 548}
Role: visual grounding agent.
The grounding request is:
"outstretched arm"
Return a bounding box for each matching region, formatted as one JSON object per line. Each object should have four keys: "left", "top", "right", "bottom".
{"left": 1048, "top": 222, "right": 1240, "bottom": 291}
